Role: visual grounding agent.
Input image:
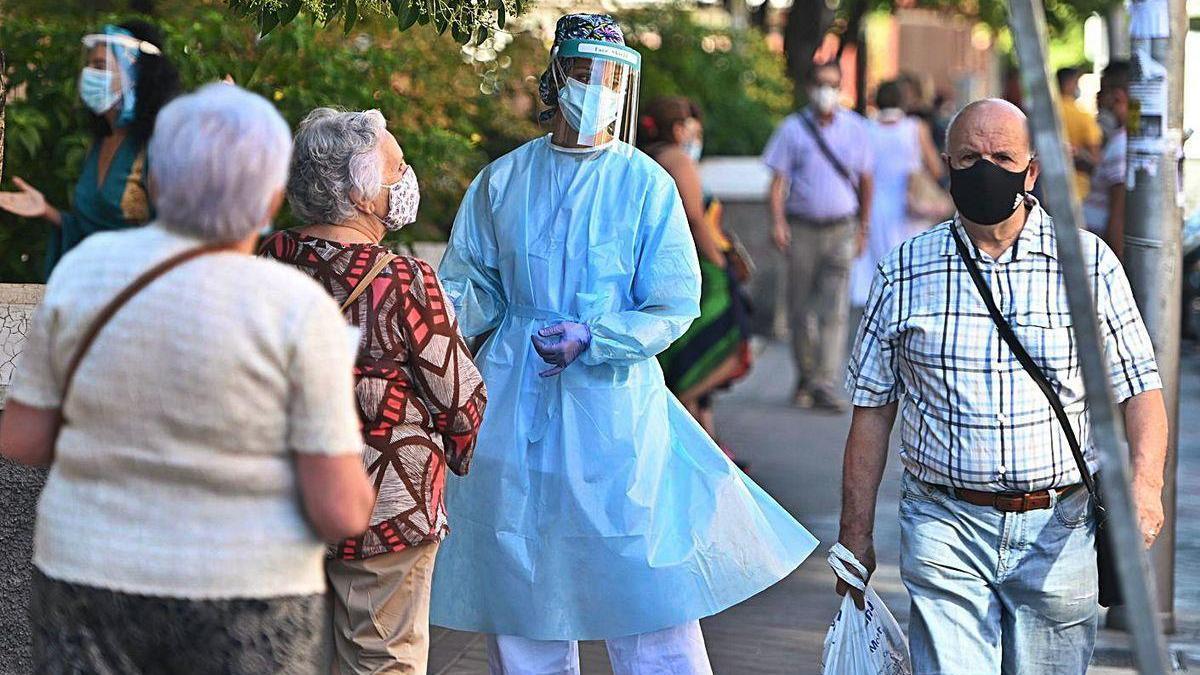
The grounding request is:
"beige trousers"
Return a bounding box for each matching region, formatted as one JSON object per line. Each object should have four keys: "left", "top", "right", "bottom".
{"left": 327, "top": 542, "right": 439, "bottom": 675}
{"left": 785, "top": 216, "right": 857, "bottom": 394}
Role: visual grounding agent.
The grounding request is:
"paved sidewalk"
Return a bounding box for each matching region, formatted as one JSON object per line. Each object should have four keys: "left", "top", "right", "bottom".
{"left": 429, "top": 340, "right": 1200, "bottom": 674}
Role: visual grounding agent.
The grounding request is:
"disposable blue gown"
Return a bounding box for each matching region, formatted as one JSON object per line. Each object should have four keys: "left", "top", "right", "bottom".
{"left": 431, "top": 136, "right": 818, "bottom": 640}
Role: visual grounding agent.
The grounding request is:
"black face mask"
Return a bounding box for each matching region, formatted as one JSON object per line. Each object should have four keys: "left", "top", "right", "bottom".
{"left": 948, "top": 159, "right": 1030, "bottom": 226}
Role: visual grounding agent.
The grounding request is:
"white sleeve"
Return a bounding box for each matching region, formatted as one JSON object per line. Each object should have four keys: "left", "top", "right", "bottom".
{"left": 285, "top": 294, "right": 363, "bottom": 456}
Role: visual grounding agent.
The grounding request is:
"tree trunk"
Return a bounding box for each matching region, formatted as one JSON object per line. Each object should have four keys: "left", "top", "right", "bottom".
{"left": 750, "top": 1, "right": 768, "bottom": 30}
{"left": 783, "top": 0, "right": 835, "bottom": 105}
{"left": 836, "top": 0, "right": 869, "bottom": 113}
{"left": 1, "top": 50, "right": 7, "bottom": 184}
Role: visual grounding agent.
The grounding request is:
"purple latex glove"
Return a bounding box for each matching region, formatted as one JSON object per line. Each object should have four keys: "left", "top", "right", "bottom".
{"left": 530, "top": 321, "right": 592, "bottom": 378}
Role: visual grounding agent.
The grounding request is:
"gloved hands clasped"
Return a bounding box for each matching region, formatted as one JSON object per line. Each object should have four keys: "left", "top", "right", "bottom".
{"left": 530, "top": 322, "right": 591, "bottom": 378}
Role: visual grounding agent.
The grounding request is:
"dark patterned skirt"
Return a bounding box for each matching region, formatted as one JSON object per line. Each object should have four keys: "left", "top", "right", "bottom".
{"left": 657, "top": 258, "right": 752, "bottom": 396}
{"left": 30, "top": 569, "right": 326, "bottom": 674}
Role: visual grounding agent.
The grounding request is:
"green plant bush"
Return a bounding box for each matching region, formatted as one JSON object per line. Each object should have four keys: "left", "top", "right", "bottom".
{"left": 0, "top": 5, "right": 792, "bottom": 282}
{"left": 622, "top": 7, "right": 794, "bottom": 157}
{"left": 0, "top": 9, "right": 545, "bottom": 282}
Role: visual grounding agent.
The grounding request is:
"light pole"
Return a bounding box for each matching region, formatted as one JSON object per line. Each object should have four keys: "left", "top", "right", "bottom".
{"left": 1111, "top": 0, "right": 1188, "bottom": 634}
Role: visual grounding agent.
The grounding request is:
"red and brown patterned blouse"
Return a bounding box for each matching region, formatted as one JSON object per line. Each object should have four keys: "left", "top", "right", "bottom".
{"left": 261, "top": 231, "right": 487, "bottom": 559}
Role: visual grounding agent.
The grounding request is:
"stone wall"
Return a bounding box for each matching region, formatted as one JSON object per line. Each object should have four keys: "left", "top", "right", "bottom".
{"left": 0, "top": 285, "right": 42, "bottom": 404}
{"left": 0, "top": 283, "right": 46, "bottom": 674}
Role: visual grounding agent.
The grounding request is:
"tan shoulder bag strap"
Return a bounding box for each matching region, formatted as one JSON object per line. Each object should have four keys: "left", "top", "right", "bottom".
{"left": 59, "top": 242, "right": 238, "bottom": 406}
{"left": 340, "top": 253, "right": 398, "bottom": 312}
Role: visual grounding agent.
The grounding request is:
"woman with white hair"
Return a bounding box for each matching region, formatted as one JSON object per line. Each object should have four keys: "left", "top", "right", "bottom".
{"left": 260, "top": 108, "right": 486, "bottom": 675}
{"left": 0, "top": 83, "right": 374, "bottom": 674}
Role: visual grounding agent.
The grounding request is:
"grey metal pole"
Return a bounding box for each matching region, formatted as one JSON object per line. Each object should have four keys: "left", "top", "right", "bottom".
{"left": 1006, "top": 0, "right": 1171, "bottom": 673}
{"left": 1111, "top": 0, "right": 1187, "bottom": 634}
{"left": 1108, "top": 5, "right": 1132, "bottom": 61}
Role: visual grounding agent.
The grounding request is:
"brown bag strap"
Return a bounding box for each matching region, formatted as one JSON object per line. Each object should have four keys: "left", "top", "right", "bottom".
{"left": 340, "top": 253, "right": 398, "bottom": 312}
{"left": 59, "top": 242, "right": 238, "bottom": 405}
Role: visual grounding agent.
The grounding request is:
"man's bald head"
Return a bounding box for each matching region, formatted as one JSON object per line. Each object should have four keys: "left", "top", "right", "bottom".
{"left": 945, "top": 98, "right": 1030, "bottom": 153}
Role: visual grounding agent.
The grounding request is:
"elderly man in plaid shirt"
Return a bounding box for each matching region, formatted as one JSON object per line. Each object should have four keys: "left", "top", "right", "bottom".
{"left": 836, "top": 99, "right": 1168, "bottom": 673}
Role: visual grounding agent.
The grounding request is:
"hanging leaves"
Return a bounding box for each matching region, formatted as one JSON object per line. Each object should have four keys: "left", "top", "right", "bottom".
{"left": 229, "top": 0, "right": 521, "bottom": 44}
{"left": 343, "top": 0, "right": 359, "bottom": 35}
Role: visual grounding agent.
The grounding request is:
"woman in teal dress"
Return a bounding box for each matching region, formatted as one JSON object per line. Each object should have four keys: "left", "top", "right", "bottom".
{"left": 0, "top": 21, "right": 179, "bottom": 278}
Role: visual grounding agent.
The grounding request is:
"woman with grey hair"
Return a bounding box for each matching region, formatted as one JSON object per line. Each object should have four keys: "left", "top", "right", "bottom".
{"left": 261, "top": 108, "right": 486, "bottom": 675}
{"left": 0, "top": 83, "right": 374, "bottom": 674}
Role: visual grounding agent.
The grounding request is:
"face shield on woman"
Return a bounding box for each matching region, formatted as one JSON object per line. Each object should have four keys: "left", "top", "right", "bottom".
{"left": 549, "top": 39, "right": 642, "bottom": 154}
{"left": 80, "top": 25, "right": 160, "bottom": 125}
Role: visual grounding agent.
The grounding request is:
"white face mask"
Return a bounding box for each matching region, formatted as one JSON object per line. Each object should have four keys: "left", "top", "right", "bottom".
{"left": 373, "top": 168, "right": 420, "bottom": 232}
{"left": 810, "top": 85, "right": 840, "bottom": 114}
{"left": 558, "top": 77, "right": 623, "bottom": 138}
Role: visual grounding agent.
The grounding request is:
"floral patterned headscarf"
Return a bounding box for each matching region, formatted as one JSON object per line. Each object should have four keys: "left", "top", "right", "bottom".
{"left": 537, "top": 13, "right": 626, "bottom": 124}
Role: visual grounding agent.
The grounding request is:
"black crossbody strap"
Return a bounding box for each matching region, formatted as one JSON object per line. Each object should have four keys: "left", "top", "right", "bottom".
{"left": 950, "top": 224, "right": 1100, "bottom": 503}
{"left": 797, "top": 112, "right": 859, "bottom": 194}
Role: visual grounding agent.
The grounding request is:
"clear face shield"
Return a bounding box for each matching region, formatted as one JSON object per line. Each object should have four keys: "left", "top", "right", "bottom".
{"left": 550, "top": 39, "right": 642, "bottom": 154}
{"left": 80, "top": 26, "right": 160, "bottom": 125}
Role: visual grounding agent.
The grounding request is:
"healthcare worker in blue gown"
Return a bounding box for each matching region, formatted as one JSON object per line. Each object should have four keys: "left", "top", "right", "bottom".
{"left": 432, "top": 14, "right": 818, "bottom": 673}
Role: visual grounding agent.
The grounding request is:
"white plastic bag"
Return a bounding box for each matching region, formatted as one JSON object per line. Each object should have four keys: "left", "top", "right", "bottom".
{"left": 820, "top": 544, "right": 912, "bottom": 675}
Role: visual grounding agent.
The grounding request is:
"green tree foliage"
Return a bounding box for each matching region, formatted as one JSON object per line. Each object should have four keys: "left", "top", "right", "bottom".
{"left": 0, "top": 9, "right": 544, "bottom": 282}
{"left": 623, "top": 7, "right": 794, "bottom": 157}
{"left": 223, "top": 0, "right": 526, "bottom": 43}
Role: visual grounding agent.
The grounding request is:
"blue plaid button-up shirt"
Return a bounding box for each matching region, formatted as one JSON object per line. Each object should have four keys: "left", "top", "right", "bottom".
{"left": 846, "top": 200, "right": 1161, "bottom": 491}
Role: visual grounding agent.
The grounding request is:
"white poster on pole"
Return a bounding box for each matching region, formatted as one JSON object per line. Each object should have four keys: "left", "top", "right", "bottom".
{"left": 1128, "top": 0, "right": 1169, "bottom": 39}
{"left": 1126, "top": 44, "right": 1168, "bottom": 186}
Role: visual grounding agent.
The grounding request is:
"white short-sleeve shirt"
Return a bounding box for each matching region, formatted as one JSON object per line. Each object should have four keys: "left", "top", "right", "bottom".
{"left": 10, "top": 224, "right": 362, "bottom": 599}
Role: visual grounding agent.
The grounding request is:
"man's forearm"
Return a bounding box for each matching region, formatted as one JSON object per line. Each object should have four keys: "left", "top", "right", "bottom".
{"left": 769, "top": 176, "right": 788, "bottom": 227}
{"left": 1122, "top": 388, "right": 1168, "bottom": 547}
{"left": 1123, "top": 389, "right": 1168, "bottom": 489}
{"left": 839, "top": 403, "right": 898, "bottom": 539}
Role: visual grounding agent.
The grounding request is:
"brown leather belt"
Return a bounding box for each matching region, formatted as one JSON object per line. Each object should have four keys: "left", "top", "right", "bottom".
{"left": 937, "top": 483, "right": 1084, "bottom": 513}
{"left": 787, "top": 214, "right": 857, "bottom": 228}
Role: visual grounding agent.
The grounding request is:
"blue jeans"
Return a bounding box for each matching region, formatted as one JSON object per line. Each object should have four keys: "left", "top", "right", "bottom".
{"left": 899, "top": 472, "right": 1098, "bottom": 674}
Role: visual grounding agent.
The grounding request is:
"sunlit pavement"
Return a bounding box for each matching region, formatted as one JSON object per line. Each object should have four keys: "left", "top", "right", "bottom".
{"left": 429, "top": 340, "right": 1200, "bottom": 674}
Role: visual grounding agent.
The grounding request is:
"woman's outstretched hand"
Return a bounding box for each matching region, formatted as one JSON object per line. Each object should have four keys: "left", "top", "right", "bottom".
{"left": 0, "top": 177, "right": 48, "bottom": 218}
{"left": 531, "top": 322, "right": 591, "bottom": 378}
{"left": 0, "top": 177, "right": 60, "bottom": 225}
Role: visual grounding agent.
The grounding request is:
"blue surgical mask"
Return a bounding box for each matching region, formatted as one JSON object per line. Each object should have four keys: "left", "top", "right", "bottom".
{"left": 683, "top": 140, "right": 703, "bottom": 162}
{"left": 79, "top": 67, "right": 121, "bottom": 115}
{"left": 558, "top": 77, "right": 623, "bottom": 138}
